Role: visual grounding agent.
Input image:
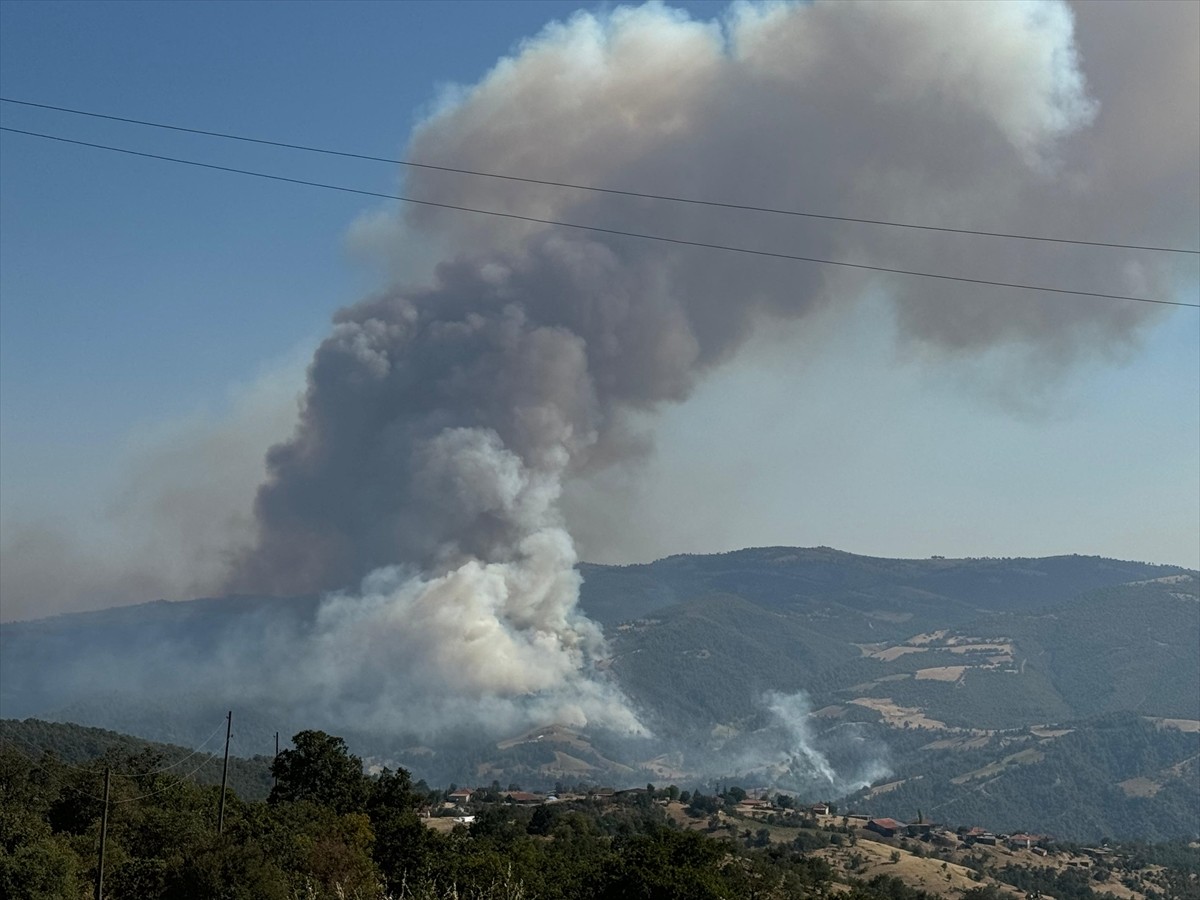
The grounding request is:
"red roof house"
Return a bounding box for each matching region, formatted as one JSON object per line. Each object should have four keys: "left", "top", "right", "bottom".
{"left": 867, "top": 817, "right": 906, "bottom": 837}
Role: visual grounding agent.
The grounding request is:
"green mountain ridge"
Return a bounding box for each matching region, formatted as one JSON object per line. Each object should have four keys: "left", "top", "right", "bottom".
{"left": 2, "top": 547, "right": 1196, "bottom": 842}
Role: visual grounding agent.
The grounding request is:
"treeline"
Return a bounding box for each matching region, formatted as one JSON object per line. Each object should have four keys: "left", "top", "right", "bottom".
{"left": 1, "top": 718, "right": 274, "bottom": 801}
{"left": 1, "top": 728, "right": 965, "bottom": 900}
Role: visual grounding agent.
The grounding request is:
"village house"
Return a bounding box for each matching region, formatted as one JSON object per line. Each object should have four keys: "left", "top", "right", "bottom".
{"left": 447, "top": 789, "right": 474, "bottom": 805}
{"left": 503, "top": 791, "right": 544, "bottom": 805}
{"left": 866, "top": 817, "right": 906, "bottom": 838}
{"left": 810, "top": 802, "right": 831, "bottom": 816}
{"left": 958, "top": 826, "right": 998, "bottom": 846}
{"left": 1006, "top": 833, "right": 1048, "bottom": 850}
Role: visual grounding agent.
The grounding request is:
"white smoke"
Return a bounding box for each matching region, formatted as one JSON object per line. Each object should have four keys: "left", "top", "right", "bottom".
{"left": 760, "top": 691, "right": 891, "bottom": 795}
{"left": 6, "top": 1, "right": 1195, "bottom": 754}
{"left": 222, "top": 0, "right": 1195, "bottom": 743}
{"left": 307, "top": 551, "right": 641, "bottom": 735}
{"left": 687, "top": 691, "right": 892, "bottom": 797}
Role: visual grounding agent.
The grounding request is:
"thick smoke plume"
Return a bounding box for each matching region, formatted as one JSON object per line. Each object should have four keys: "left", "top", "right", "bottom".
{"left": 208, "top": 0, "right": 1196, "bottom": 740}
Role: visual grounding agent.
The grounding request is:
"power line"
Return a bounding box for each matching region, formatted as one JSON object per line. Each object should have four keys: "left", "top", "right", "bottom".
{"left": 106, "top": 754, "right": 220, "bottom": 806}
{"left": 1, "top": 735, "right": 220, "bottom": 805}
{"left": 0, "top": 716, "right": 228, "bottom": 778}
{"left": 134, "top": 717, "right": 228, "bottom": 777}
{"left": 1, "top": 126, "right": 1196, "bottom": 310}
{"left": 2, "top": 96, "right": 1196, "bottom": 256}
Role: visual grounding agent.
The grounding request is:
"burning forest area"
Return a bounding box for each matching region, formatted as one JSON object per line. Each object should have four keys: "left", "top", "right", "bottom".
{"left": 1, "top": 1, "right": 1197, "bottom": 898}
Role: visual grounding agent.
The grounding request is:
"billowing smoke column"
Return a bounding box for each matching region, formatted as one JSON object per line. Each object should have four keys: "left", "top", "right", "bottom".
{"left": 227, "top": 1, "right": 1196, "bottom": 737}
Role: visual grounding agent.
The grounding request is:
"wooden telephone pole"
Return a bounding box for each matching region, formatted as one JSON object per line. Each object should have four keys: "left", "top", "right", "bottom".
{"left": 217, "top": 710, "right": 232, "bottom": 835}
{"left": 94, "top": 768, "right": 110, "bottom": 900}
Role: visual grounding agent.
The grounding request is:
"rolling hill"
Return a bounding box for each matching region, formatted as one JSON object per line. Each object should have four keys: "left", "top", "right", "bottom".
{"left": 2, "top": 547, "right": 1196, "bottom": 841}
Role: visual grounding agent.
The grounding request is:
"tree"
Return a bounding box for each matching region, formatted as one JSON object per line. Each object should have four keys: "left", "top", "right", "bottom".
{"left": 0, "top": 837, "right": 80, "bottom": 900}
{"left": 601, "top": 828, "right": 730, "bottom": 900}
{"left": 269, "top": 731, "right": 368, "bottom": 814}
{"left": 368, "top": 767, "right": 433, "bottom": 893}
{"left": 161, "top": 839, "right": 291, "bottom": 900}
{"left": 687, "top": 792, "right": 720, "bottom": 816}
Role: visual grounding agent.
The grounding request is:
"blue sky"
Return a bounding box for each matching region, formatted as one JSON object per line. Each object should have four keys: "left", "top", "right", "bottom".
{"left": 1, "top": 0, "right": 1197, "bottom": 618}
{"left": 1, "top": 1, "right": 620, "bottom": 440}
{"left": 1, "top": 1, "right": 613, "bottom": 516}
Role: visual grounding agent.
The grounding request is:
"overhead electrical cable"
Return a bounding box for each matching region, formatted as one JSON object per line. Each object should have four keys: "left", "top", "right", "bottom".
{"left": 103, "top": 755, "right": 220, "bottom": 806}
{"left": 0, "top": 716, "right": 229, "bottom": 778}
{"left": 129, "top": 717, "right": 228, "bottom": 777}
{"left": 0, "top": 733, "right": 221, "bottom": 804}
{"left": 1, "top": 126, "right": 1196, "bottom": 310}
{"left": 2, "top": 96, "right": 1196, "bottom": 256}
{"left": 78, "top": 755, "right": 219, "bottom": 806}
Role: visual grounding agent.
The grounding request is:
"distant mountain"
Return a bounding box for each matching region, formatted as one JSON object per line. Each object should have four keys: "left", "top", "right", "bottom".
{"left": 2, "top": 547, "right": 1196, "bottom": 841}
{"left": 599, "top": 552, "right": 1199, "bottom": 736}
{"left": 580, "top": 547, "right": 1180, "bottom": 627}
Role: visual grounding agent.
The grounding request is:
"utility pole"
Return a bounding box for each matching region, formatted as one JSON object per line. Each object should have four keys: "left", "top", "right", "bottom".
{"left": 273, "top": 731, "right": 279, "bottom": 789}
{"left": 95, "top": 768, "right": 110, "bottom": 900}
{"left": 217, "top": 710, "right": 232, "bottom": 835}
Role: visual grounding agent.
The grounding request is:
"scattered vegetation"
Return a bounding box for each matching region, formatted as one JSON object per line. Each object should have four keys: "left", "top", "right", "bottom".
{"left": 3, "top": 726, "right": 1198, "bottom": 900}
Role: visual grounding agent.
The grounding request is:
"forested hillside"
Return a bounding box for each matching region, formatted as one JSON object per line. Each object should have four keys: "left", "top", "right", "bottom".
{"left": 603, "top": 570, "right": 1198, "bottom": 761}
{"left": 4, "top": 725, "right": 1197, "bottom": 900}
{"left": 847, "top": 713, "right": 1200, "bottom": 841}
{"left": 0, "top": 727, "right": 961, "bottom": 900}
{"left": 2, "top": 549, "right": 1196, "bottom": 843}
{"left": 0, "top": 718, "right": 274, "bottom": 801}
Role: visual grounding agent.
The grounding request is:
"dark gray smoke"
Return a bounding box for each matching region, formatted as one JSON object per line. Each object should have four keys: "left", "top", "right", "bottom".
{"left": 218, "top": 1, "right": 1195, "bottom": 736}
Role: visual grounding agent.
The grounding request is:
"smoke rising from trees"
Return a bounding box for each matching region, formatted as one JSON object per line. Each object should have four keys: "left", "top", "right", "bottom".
{"left": 223, "top": 0, "right": 1195, "bottom": 737}
{"left": 3, "top": 1, "right": 1196, "bottom": 751}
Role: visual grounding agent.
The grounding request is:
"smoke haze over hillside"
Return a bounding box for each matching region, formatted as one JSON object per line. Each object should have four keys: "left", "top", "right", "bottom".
{"left": 223, "top": 0, "right": 1194, "bottom": 736}
{"left": 2, "top": 1, "right": 1198, "bottom": 749}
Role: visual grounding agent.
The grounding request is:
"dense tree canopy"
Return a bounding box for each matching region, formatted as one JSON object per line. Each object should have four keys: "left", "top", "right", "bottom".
{"left": 2, "top": 728, "right": 1196, "bottom": 900}
{"left": 269, "top": 730, "right": 369, "bottom": 813}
